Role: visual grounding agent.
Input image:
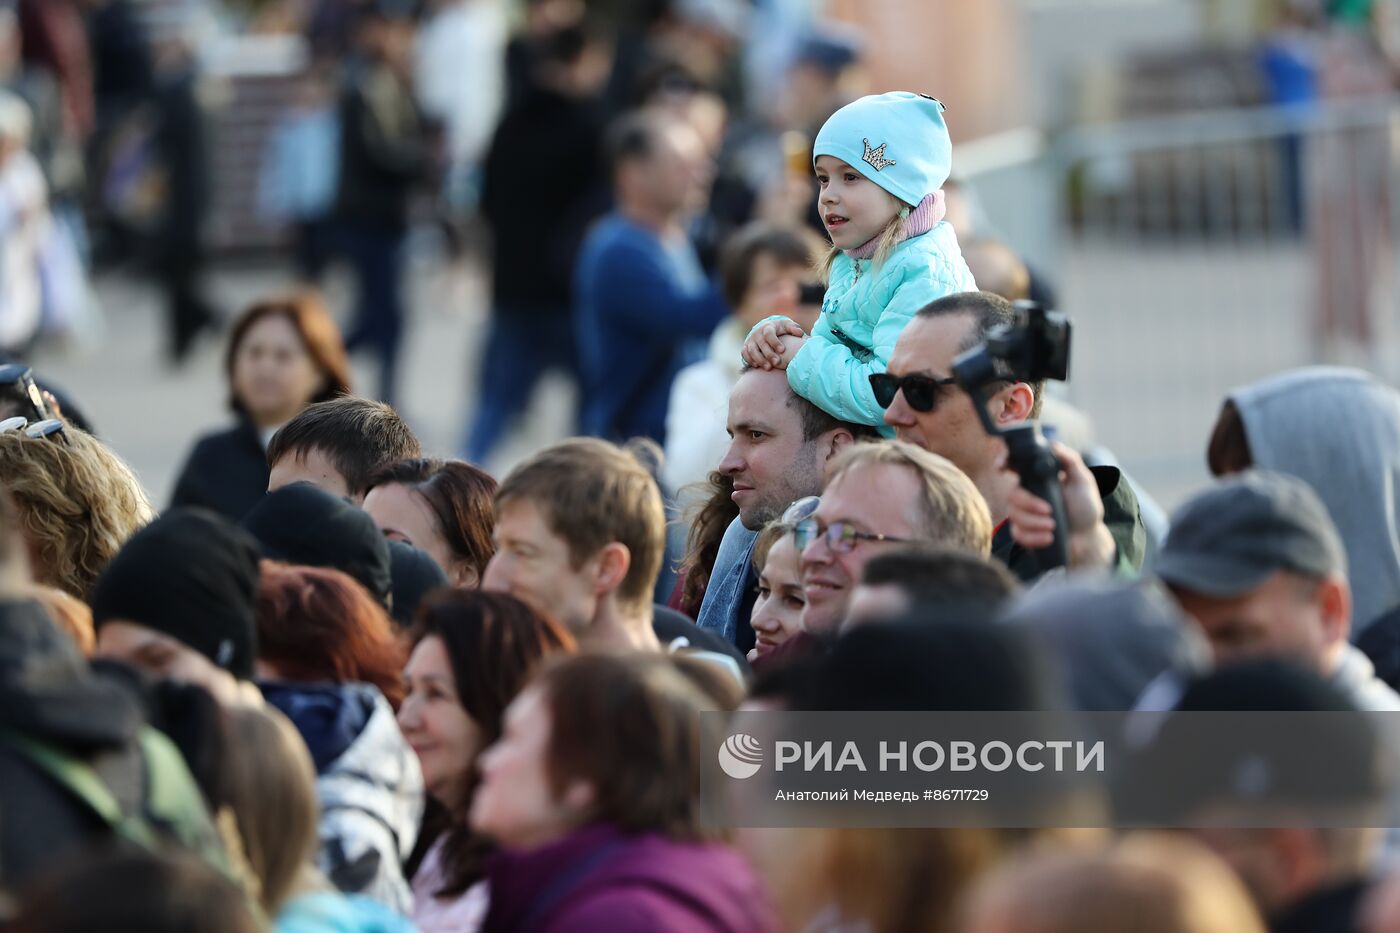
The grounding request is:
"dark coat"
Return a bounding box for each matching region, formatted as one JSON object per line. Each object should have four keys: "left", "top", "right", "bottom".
{"left": 992, "top": 464, "right": 1146, "bottom": 582}
{"left": 480, "top": 82, "right": 608, "bottom": 311}
{"left": 334, "top": 62, "right": 428, "bottom": 233}
{"left": 0, "top": 599, "right": 145, "bottom": 886}
{"left": 169, "top": 419, "right": 269, "bottom": 522}
{"left": 483, "top": 823, "right": 776, "bottom": 933}
{"left": 652, "top": 604, "right": 748, "bottom": 671}
{"left": 1271, "top": 879, "right": 1368, "bottom": 933}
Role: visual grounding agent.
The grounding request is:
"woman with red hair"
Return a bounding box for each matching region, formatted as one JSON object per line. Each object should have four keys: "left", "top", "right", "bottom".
{"left": 254, "top": 560, "right": 422, "bottom": 916}
{"left": 171, "top": 292, "right": 352, "bottom": 521}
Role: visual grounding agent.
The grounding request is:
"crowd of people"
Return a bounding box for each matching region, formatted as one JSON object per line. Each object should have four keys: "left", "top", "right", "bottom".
{"left": 3, "top": 1, "right": 1400, "bottom": 933}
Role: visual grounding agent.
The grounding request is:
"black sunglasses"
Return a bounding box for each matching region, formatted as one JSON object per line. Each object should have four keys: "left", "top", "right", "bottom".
{"left": 869, "top": 372, "right": 958, "bottom": 412}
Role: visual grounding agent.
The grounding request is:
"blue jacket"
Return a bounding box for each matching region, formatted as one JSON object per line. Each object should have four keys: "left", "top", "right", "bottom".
{"left": 695, "top": 518, "right": 760, "bottom": 645}
{"left": 276, "top": 891, "right": 419, "bottom": 932}
{"left": 575, "top": 215, "right": 729, "bottom": 444}
{"left": 778, "top": 223, "right": 976, "bottom": 429}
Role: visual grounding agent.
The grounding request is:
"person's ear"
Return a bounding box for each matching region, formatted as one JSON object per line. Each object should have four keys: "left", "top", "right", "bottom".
{"left": 1317, "top": 574, "right": 1352, "bottom": 644}
{"left": 561, "top": 778, "right": 596, "bottom": 817}
{"left": 593, "top": 543, "right": 632, "bottom": 598}
{"left": 994, "top": 383, "right": 1036, "bottom": 427}
{"left": 824, "top": 428, "right": 855, "bottom": 462}
{"left": 454, "top": 562, "right": 480, "bottom": 589}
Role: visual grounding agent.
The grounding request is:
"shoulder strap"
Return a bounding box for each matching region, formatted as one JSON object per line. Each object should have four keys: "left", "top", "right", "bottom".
{"left": 0, "top": 728, "right": 159, "bottom": 850}
{"left": 134, "top": 727, "right": 232, "bottom": 875}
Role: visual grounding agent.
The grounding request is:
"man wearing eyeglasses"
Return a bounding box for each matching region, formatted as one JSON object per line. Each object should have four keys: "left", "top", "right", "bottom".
{"left": 795, "top": 441, "right": 993, "bottom": 635}
{"left": 877, "top": 292, "right": 1145, "bottom": 581}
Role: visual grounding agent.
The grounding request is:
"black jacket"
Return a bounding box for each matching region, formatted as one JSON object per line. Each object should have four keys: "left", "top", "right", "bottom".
{"left": 169, "top": 419, "right": 269, "bottom": 522}
{"left": 479, "top": 82, "right": 608, "bottom": 311}
{"left": 1272, "top": 879, "right": 1367, "bottom": 933}
{"left": 0, "top": 599, "right": 146, "bottom": 886}
{"left": 334, "top": 62, "right": 428, "bottom": 233}
{"left": 992, "top": 465, "right": 1146, "bottom": 583}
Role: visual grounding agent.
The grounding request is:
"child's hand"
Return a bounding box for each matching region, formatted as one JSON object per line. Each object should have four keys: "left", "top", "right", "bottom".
{"left": 773, "top": 333, "right": 807, "bottom": 370}
{"left": 742, "top": 318, "right": 806, "bottom": 370}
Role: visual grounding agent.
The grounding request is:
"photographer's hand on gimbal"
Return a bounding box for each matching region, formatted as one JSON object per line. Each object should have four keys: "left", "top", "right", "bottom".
{"left": 1003, "top": 441, "right": 1116, "bottom": 570}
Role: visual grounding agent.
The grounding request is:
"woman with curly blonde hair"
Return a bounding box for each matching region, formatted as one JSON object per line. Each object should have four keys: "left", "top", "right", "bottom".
{"left": 0, "top": 428, "right": 154, "bottom": 599}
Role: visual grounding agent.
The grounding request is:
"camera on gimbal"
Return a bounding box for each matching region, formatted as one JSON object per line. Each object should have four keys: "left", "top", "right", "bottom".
{"left": 952, "top": 301, "right": 1074, "bottom": 572}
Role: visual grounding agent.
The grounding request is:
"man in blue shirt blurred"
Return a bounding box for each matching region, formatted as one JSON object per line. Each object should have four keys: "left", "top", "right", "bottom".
{"left": 574, "top": 110, "right": 729, "bottom": 446}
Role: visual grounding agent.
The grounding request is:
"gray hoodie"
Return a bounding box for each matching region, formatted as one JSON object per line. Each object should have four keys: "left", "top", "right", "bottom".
{"left": 1230, "top": 367, "right": 1400, "bottom": 636}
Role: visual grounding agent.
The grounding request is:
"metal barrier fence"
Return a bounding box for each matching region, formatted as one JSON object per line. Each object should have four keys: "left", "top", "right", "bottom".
{"left": 963, "top": 97, "right": 1400, "bottom": 508}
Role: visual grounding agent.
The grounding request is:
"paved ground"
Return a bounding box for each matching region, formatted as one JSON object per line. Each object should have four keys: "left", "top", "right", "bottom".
{"left": 30, "top": 249, "right": 576, "bottom": 509}
{"left": 28, "top": 235, "right": 1372, "bottom": 516}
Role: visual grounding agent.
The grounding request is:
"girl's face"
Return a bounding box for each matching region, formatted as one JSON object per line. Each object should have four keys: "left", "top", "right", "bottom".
{"left": 750, "top": 535, "right": 806, "bottom": 658}
{"left": 364, "top": 482, "right": 476, "bottom": 586}
{"left": 398, "top": 636, "right": 483, "bottom": 809}
{"left": 470, "top": 686, "right": 589, "bottom": 851}
{"left": 815, "top": 155, "right": 901, "bottom": 251}
{"left": 231, "top": 314, "right": 324, "bottom": 428}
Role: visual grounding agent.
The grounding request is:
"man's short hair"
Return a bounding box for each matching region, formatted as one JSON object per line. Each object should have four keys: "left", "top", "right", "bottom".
{"left": 604, "top": 110, "right": 670, "bottom": 176}
{"left": 265, "top": 397, "right": 422, "bottom": 499}
{"left": 781, "top": 381, "right": 878, "bottom": 444}
{"left": 496, "top": 438, "right": 665, "bottom": 612}
{"left": 916, "top": 291, "right": 1045, "bottom": 418}
{"left": 717, "top": 223, "right": 813, "bottom": 309}
{"left": 825, "top": 441, "right": 993, "bottom": 554}
{"left": 861, "top": 544, "right": 1020, "bottom": 615}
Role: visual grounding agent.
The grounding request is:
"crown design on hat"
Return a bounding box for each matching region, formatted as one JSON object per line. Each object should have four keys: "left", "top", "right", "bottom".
{"left": 862, "top": 137, "right": 896, "bottom": 172}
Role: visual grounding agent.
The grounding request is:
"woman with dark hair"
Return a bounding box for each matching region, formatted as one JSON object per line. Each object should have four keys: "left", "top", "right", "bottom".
{"left": 469, "top": 653, "right": 777, "bottom": 933}
{"left": 170, "top": 291, "right": 353, "bottom": 520}
{"left": 669, "top": 471, "right": 739, "bottom": 619}
{"left": 254, "top": 561, "right": 422, "bottom": 915}
{"left": 399, "top": 589, "right": 575, "bottom": 932}
{"left": 364, "top": 458, "right": 498, "bottom": 587}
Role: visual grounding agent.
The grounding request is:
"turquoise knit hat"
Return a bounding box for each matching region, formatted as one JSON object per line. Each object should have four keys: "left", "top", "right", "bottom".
{"left": 813, "top": 91, "right": 952, "bottom": 207}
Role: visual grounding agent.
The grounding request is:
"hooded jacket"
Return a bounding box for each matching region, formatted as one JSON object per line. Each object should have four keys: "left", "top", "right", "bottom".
{"left": 771, "top": 223, "right": 976, "bottom": 430}
{"left": 0, "top": 598, "right": 221, "bottom": 886}
{"left": 483, "top": 823, "right": 776, "bottom": 933}
{"left": 1230, "top": 367, "right": 1400, "bottom": 635}
{"left": 263, "top": 682, "right": 424, "bottom": 915}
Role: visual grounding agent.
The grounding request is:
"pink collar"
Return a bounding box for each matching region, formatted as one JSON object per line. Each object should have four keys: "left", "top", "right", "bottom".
{"left": 846, "top": 191, "right": 946, "bottom": 261}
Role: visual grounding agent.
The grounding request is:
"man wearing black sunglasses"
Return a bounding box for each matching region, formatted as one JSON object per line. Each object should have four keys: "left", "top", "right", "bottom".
{"left": 878, "top": 292, "right": 1145, "bottom": 581}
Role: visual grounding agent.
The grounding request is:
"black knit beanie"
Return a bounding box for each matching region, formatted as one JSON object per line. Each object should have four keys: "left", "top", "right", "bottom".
{"left": 386, "top": 539, "right": 448, "bottom": 628}
{"left": 90, "top": 508, "right": 261, "bottom": 679}
{"left": 242, "top": 483, "right": 392, "bottom": 605}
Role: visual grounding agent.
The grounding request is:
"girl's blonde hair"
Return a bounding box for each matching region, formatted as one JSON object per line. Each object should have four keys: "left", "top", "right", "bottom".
{"left": 817, "top": 191, "right": 910, "bottom": 284}
{"left": 0, "top": 428, "right": 155, "bottom": 600}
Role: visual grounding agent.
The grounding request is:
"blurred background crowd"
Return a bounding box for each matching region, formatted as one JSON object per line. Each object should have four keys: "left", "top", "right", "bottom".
{"left": 2, "top": 0, "right": 1395, "bottom": 514}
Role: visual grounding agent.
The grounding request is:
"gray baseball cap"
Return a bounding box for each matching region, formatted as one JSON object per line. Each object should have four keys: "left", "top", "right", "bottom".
{"left": 1156, "top": 471, "right": 1347, "bottom": 597}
